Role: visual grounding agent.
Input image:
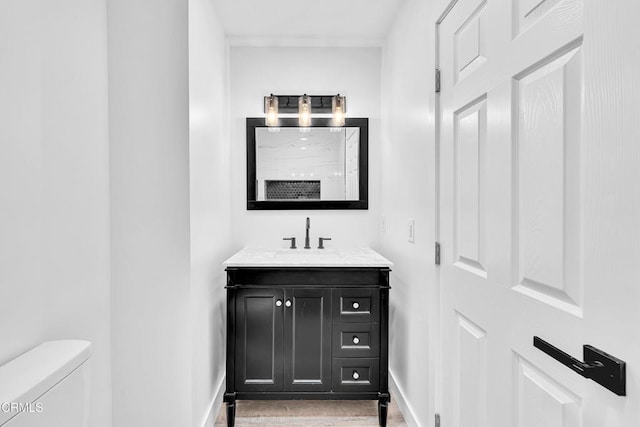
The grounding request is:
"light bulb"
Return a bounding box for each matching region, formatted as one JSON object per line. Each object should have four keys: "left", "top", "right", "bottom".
{"left": 332, "top": 94, "right": 346, "bottom": 127}
{"left": 264, "top": 95, "right": 278, "bottom": 127}
{"left": 298, "top": 94, "right": 312, "bottom": 127}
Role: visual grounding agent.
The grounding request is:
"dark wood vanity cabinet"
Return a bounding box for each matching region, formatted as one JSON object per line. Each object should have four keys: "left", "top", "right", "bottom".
{"left": 234, "top": 287, "right": 332, "bottom": 393}
{"left": 224, "top": 267, "right": 391, "bottom": 427}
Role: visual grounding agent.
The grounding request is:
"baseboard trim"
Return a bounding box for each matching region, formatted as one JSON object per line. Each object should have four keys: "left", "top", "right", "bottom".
{"left": 200, "top": 375, "right": 225, "bottom": 427}
{"left": 389, "top": 370, "right": 419, "bottom": 427}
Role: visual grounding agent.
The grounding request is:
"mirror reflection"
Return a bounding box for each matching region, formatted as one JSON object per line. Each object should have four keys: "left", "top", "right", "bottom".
{"left": 246, "top": 117, "right": 367, "bottom": 210}
{"left": 255, "top": 127, "right": 360, "bottom": 201}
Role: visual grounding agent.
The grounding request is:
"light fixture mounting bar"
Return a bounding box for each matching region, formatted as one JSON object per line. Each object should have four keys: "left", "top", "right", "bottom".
{"left": 263, "top": 95, "right": 345, "bottom": 113}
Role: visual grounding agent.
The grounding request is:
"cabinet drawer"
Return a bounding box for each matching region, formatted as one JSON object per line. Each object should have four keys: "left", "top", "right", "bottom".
{"left": 331, "top": 358, "right": 380, "bottom": 392}
{"left": 332, "top": 323, "right": 379, "bottom": 358}
{"left": 332, "top": 288, "right": 380, "bottom": 323}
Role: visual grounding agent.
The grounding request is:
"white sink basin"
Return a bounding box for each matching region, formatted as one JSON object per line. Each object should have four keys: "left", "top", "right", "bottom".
{"left": 274, "top": 248, "right": 339, "bottom": 256}
{"left": 223, "top": 247, "right": 393, "bottom": 268}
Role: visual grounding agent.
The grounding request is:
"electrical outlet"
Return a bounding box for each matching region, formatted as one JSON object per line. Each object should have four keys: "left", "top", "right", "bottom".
{"left": 408, "top": 219, "right": 415, "bottom": 243}
{"left": 381, "top": 216, "right": 387, "bottom": 234}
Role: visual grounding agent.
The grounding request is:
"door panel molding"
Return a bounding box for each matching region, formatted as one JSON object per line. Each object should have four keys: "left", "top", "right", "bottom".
{"left": 513, "top": 353, "right": 582, "bottom": 427}
{"left": 512, "top": 42, "right": 583, "bottom": 316}
{"left": 454, "top": 312, "right": 488, "bottom": 427}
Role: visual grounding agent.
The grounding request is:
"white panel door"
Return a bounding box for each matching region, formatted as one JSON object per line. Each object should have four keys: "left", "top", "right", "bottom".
{"left": 438, "top": 0, "right": 640, "bottom": 425}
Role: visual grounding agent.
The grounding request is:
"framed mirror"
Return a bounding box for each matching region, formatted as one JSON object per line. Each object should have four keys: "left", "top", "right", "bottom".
{"left": 247, "top": 117, "right": 368, "bottom": 210}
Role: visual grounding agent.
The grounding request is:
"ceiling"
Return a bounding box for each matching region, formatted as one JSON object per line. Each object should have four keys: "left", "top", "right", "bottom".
{"left": 212, "top": 0, "right": 406, "bottom": 45}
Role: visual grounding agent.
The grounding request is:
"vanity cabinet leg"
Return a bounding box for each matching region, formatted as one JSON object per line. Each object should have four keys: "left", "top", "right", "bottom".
{"left": 225, "top": 401, "right": 236, "bottom": 427}
{"left": 223, "top": 392, "right": 236, "bottom": 427}
{"left": 378, "top": 396, "right": 389, "bottom": 427}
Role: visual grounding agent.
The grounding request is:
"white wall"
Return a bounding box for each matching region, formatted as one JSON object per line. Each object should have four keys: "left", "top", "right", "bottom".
{"left": 188, "top": 0, "right": 231, "bottom": 425}
{"left": 0, "top": 1, "right": 112, "bottom": 426}
{"left": 229, "top": 46, "right": 382, "bottom": 249}
{"left": 381, "top": 0, "right": 443, "bottom": 425}
{"left": 108, "top": 0, "right": 192, "bottom": 425}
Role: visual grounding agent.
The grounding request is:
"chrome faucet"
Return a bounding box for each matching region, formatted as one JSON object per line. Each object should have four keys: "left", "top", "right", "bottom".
{"left": 304, "top": 217, "right": 311, "bottom": 249}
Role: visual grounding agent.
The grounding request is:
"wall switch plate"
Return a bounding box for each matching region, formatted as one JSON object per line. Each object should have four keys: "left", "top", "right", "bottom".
{"left": 408, "top": 219, "right": 415, "bottom": 243}
{"left": 381, "top": 216, "right": 387, "bottom": 234}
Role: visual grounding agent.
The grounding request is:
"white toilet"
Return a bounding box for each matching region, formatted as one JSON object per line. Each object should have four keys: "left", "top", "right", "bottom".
{"left": 0, "top": 340, "right": 91, "bottom": 426}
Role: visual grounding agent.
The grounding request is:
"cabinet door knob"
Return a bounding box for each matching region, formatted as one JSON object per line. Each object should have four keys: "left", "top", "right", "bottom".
{"left": 352, "top": 370, "right": 360, "bottom": 380}
{"left": 285, "top": 299, "right": 292, "bottom": 307}
{"left": 276, "top": 299, "right": 282, "bottom": 307}
{"left": 352, "top": 301, "right": 360, "bottom": 310}
{"left": 352, "top": 336, "right": 360, "bottom": 344}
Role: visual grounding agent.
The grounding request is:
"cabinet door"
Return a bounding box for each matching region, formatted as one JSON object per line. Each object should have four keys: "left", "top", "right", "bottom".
{"left": 235, "top": 288, "right": 284, "bottom": 392}
{"left": 283, "top": 288, "right": 332, "bottom": 391}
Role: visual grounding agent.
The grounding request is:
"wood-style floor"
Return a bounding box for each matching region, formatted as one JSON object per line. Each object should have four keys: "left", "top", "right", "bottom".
{"left": 214, "top": 398, "right": 408, "bottom": 426}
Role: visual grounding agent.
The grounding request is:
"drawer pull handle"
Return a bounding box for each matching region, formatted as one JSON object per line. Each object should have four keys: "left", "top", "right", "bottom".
{"left": 275, "top": 300, "right": 282, "bottom": 307}
{"left": 352, "top": 370, "right": 360, "bottom": 380}
{"left": 352, "top": 336, "right": 360, "bottom": 345}
{"left": 285, "top": 299, "right": 292, "bottom": 307}
{"left": 352, "top": 302, "right": 360, "bottom": 310}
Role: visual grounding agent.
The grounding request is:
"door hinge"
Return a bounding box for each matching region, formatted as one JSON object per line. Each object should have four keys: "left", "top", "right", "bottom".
{"left": 435, "top": 413, "right": 441, "bottom": 427}
{"left": 435, "top": 242, "right": 441, "bottom": 265}
{"left": 435, "top": 69, "right": 441, "bottom": 93}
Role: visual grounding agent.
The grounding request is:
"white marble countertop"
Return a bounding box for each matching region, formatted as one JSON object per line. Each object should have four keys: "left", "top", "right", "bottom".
{"left": 223, "top": 247, "right": 393, "bottom": 268}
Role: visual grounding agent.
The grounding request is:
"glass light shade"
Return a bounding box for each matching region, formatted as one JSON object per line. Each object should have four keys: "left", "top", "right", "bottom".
{"left": 264, "top": 95, "right": 279, "bottom": 126}
{"left": 332, "top": 95, "right": 346, "bottom": 127}
{"left": 298, "top": 94, "right": 312, "bottom": 127}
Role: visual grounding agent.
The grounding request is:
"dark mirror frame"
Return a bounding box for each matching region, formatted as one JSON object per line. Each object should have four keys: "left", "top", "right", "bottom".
{"left": 247, "top": 117, "right": 368, "bottom": 210}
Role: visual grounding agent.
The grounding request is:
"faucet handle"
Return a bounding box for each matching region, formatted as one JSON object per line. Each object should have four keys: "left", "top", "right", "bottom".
{"left": 318, "top": 237, "right": 332, "bottom": 249}
{"left": 283, "top": 237, "right": 297, "bottom": 249}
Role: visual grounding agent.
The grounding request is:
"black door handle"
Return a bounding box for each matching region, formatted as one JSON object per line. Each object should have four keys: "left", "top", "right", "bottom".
{"left": 533, "top": 336, "right": 626, "bottom": 396}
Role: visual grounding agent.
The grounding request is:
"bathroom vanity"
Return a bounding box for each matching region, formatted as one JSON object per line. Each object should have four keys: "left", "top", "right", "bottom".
{"left": 223, "top": 247, "right": 392, "bottom": 427}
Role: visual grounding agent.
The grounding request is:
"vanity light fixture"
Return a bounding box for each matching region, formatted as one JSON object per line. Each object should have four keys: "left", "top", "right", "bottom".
{"left": 262, "top": 94, "right": 348, "bottom": 127}
{"left": 264, "top": 94, "right": 279, "bottom": 127}
{"left": 332, "top": 94, "right": 346, "bottom": 127}
{"left": 298, "top": 94, "right": 312, "bottom": 127}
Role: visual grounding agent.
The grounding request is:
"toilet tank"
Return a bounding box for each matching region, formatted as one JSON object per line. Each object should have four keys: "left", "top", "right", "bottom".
{"left": 0, "top": 340, "right": 91, "bottom": 427}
